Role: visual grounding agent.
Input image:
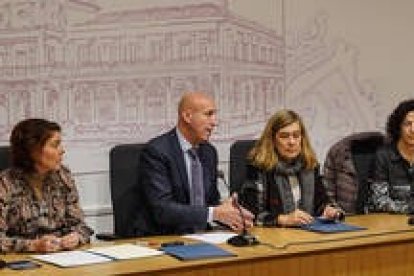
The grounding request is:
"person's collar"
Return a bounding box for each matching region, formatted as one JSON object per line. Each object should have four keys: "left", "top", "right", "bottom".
{"left": 395, "top": 140, "right": 414, "bottom": 163}
{"left": 176, "top": 128, "right": 193, "bottom": 153}
{"left": 390, "top": 142, "right": 405, "bottom": 162}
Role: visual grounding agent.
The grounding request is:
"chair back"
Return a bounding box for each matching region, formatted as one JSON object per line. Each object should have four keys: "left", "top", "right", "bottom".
{"left": 0, "top": 146, "right": 10, "bottom": 171}
{"left": 323, "top": 132, "right": 385, "bottom": 214}
{"left": 109, "top": 143, "right": 145, "bottom": 237}
{"left": 229, "top": 140, "right": 256, "bottom": 194}
{"left": 351, "top": 132, "right": 386, "bottom": 213}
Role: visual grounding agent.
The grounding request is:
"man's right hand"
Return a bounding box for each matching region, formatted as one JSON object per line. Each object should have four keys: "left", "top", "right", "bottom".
{"left": 212, "top": 197, "right": 254, "bottom": 232}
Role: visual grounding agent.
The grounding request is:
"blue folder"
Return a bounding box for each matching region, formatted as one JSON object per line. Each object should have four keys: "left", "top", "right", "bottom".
{"left": 301, "top": 218, "right": 366, "bottom": 233}
{"left": 161, "top": 243, "right": 236, "bottom": 260}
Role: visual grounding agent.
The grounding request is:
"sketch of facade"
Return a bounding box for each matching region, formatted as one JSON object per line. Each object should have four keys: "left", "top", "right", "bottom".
{"left": 0, "top": 0, "right": 387, "bottom": 234}
{"left": 284, "top": 14, "right": 379, "bottom": 158}
{"left": 0, "top": 0, "right": 284, "bottom": 142}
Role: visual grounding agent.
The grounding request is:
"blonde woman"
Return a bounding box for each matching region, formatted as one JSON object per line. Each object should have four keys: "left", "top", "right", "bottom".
{"left": 240, "top": 110, "right": 342, "bottom": 227}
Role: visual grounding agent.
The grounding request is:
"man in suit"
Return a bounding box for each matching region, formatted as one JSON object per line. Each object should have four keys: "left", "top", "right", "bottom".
{"left": 137, "top": 91, "right": 254, "bottom": 235}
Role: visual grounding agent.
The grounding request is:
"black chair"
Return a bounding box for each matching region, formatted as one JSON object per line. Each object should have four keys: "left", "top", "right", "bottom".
{"left": 229, "top": 140, "right": 256, "bottom": 194}
{"left": 323, "top": 132, "right": 385, "bottom": 214}
{"left": 109, "top": 143, "right": 145, "bottom": 238}
{"left": 351, "top": 133, "right": 386, "bottom": 214}
{"left": 0, "top": 146, "right": 10, "bottom": 171}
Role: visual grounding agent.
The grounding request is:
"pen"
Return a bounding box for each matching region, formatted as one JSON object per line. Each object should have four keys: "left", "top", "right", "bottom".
{"left": 135, "top": 241, "right": 158, "bottom": 247}
{"left": 160, "top": 241, "right": 185, "bottom": 247}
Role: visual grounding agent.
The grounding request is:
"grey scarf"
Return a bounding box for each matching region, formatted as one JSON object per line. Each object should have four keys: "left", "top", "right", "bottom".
{"left": 272, "top": 158, "right": 315, "bottom": 214}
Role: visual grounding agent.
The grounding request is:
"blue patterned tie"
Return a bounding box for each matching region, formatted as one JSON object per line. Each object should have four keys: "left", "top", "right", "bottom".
{"left": 188, "top": 148, "right": 205, "bottom": 206}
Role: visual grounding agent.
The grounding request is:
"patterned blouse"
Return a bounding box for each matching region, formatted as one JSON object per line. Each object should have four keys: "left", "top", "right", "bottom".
{"left": 372, "top": 144, "right": 414, "bottom": 213}
{"left": 0, "top": 166, "right": 93, "bottom": 252}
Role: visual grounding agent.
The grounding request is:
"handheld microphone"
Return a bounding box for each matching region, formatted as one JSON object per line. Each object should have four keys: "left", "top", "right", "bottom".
{"left": 217, "top": 170, "right": 259, "bottom": 247}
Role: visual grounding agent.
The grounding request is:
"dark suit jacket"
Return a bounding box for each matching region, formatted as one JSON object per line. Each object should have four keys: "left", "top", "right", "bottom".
{"left": 134, "top": 128, "right": 220, "bottom": 235}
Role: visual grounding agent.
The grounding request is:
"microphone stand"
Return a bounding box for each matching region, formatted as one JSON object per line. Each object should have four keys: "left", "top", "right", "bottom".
{"left": 228, "top": 196, "right": 259, "bottom": 247}
{"left": 217, "top": 170, "right": 259, "bottom": 247}
{"left": 0, "top": 259, "right": 6, "bottom": 269}
{"left": 408, "top": 167, "right": 414, "bottom": 225}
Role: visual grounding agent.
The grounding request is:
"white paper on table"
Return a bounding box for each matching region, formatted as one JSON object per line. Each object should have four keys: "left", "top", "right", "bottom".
{"left": 32, "top": 250, "right": 111, "bottom": 267}
{"left": 183, "top": 231, "right": 238, "bottom": 244}
{"left": 31, "top": 244, "right": 163, "bottom": 267}
{"left": 87, "top": 244, "right": 164, "bottom": 260}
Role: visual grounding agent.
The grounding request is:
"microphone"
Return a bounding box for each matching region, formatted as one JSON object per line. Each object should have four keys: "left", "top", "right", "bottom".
{"left": 408, "top": 169, "right": 414, "bottom": 225}
{"left": 217, "top": 170, "right": 259, "bottom": 247}
{"left": 0, "top": 259, "right": 5, "bottom": 269}
{"left": 227, "top": 195, "right": 259, "bottom": 247}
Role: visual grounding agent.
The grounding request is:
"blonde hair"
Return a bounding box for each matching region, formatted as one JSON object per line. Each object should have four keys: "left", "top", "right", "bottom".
{"left": 249, "top": 109, "right": 318, "bottom": 171}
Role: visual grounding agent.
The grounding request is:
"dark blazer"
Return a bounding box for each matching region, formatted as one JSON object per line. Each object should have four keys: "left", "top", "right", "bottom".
{"left": 135, "top": 128, "right": 220, "bottom": 235}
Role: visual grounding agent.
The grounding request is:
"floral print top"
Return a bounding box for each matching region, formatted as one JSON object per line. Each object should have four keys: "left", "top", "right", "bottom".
{"left": 0, "top": 166, "right": 93, "bottom": 252}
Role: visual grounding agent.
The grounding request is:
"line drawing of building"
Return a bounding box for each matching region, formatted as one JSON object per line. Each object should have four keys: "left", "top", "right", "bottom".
{"left": 284, "top": 13, "right": 379, "bottom": 159}
{"left": 0, "top": 0, "right": 383, "bottom": 232}
{"left": 0, "top": 0, "right": 284, "bottom": 143}
{"left": 0, "top": 0, "right": 380, "bottom": 163}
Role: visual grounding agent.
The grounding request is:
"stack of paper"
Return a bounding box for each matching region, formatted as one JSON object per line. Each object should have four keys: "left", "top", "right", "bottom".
{"left": 32, "top": 251, "right": 111, "bottom": 267}
{"left": 183, "top": 231, "right": 238, "bottom": 244}
{"left": 86, "top": 244, "right": 163, "bottom": 260}
{"left": 32, "top": 244, "right": 163, "bottom": 267}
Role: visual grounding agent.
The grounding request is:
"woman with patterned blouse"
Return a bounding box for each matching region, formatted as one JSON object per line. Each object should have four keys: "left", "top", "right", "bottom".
{"left": 0, "top": 118, "right": 93, "bottom": 253}
{"left": 372, "top": 99, "right": 414, "bottom": 213}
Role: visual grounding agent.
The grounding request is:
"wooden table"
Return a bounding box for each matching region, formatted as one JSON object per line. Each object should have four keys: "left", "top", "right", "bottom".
{"left": 2, "top": 214, "right": 414, "bottom": 275}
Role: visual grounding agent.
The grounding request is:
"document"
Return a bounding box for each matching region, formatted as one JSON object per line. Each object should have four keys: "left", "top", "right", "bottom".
{"left": 183, "top": 231, "right": 238, "bottom": 244}
{"left": 301, "top": 218, "right": 367, "bottom": 233}
{"left": 87, "top": 244, "right": 163, "bottom": 260}
{"left": 31, "top": 243, "right": 163, "bottom": 267}
{"left": 161, "top": 242, "right": 236, "bottom": 260}
{"left": 32, "top": 250, "right": 111, "bottom": 267}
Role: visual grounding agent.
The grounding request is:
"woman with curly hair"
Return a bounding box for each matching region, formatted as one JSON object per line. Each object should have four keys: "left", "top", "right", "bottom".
{"left": 372, "top": 99, "right": 414, "bottom": 213}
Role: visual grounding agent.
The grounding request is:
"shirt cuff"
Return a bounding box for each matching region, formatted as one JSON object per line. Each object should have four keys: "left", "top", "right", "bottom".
{"left": 207, "top": 207, "right": 214, "bottom": 223}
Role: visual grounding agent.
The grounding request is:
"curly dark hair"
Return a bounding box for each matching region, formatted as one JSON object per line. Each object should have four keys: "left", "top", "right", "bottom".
{"left": 386, "top": 99, "right": 414, "bottom": 143}
{"left": 10, "top": 118, "right": 61, "bottom": 172}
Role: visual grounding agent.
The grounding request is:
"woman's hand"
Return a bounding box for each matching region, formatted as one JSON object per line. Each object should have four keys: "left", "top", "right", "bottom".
{"left": 60, "top": 231, "right": 81, "bottom": 250}
{"left": 322, "top": 205, "right": 343, "bottom": 220}
{"left": 31, "top": 235, "right": 61, "bottom": 253}
{"left": 277, "top": 209, "right": 313, "bottom": 227}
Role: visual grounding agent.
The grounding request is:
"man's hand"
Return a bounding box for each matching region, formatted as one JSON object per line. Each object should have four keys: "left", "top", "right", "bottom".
{"left": 213, "top": 195, "right": 254, "bottom": 232}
